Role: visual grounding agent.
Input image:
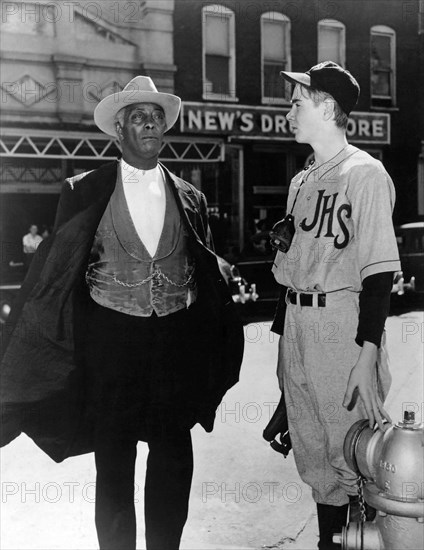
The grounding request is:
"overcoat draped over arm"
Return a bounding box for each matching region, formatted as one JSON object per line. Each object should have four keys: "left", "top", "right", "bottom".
{"left": 0, "top": 161, "right": 244, "bottom": 462}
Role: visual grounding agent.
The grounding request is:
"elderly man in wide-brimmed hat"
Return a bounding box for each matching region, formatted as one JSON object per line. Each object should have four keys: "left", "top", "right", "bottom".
{"left": 1, "top": 76, "right": 244, "bottom": 550}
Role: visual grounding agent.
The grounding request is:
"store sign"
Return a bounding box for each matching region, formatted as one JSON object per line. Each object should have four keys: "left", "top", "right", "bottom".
{"left": 180, "top": 102, "right": 390, "bottom": 144}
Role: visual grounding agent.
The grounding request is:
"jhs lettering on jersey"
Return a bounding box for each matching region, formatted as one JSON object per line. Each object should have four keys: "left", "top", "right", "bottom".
{"left": 300, "top": 190, "right": 351, "bottom": 249}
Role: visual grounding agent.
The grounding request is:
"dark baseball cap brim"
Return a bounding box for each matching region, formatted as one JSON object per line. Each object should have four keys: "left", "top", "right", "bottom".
{"left": 280, "top": 71, "right": 311, "bottom": 88}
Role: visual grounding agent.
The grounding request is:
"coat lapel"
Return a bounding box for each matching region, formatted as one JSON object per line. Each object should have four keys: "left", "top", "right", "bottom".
{"left": 77, "top": 161, "right": 118, "bottom": 224}
{"left": 160, "top": 162, "right": 209, "bottom": 248}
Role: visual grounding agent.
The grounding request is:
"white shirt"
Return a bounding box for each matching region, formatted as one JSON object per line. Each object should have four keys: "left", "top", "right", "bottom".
{"left": 121, "top": 159, "right": 166, "bottom": 257}
{"left": 23, "top": 233, "right": 42, "bottom": 253}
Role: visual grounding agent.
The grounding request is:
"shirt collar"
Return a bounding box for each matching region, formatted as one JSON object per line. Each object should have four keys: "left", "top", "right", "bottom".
{"left": 120, "top": 158, "right": 160, "bottom": 183}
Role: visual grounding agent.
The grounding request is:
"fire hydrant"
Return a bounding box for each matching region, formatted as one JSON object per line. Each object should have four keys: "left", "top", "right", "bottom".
{"left": 334, "top": 411, "right": 424, "bottom": 550}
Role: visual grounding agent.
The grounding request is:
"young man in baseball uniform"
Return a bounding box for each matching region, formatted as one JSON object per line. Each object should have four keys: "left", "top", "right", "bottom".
{"left": 270, "top": 62, "right": 400, "bottom": 549}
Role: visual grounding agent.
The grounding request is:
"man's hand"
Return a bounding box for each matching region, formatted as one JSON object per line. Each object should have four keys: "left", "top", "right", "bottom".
{"left": 276, "top": 335, "right": 284, "bottom": 391}
{"left": 343, "top": 341, "right": 391, "bottom": 430}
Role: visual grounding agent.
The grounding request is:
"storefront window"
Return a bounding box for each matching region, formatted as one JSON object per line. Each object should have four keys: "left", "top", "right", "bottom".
{"left": 242, "top": 146, "right": 285, "bottom": 259}
{"left": 202, "top": 4, "right": 236, "bottom": 101}
{"left": 261, "top": 12, "right": 291, "bottom": 104}
{"left": 318, "top": 19, "right": 345, "bottom": 66}
{"left": 166, "top": 158, "right": 239, "bottom": 259}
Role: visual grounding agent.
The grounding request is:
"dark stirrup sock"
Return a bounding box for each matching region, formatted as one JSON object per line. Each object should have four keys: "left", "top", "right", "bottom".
{"left": 317, "top": 503, "right": 349, "bottom": 550}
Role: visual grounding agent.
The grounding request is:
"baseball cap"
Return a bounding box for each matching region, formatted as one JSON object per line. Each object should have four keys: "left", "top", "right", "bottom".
{"left": 280, "top": 61, "right": 360, "bottom": 115}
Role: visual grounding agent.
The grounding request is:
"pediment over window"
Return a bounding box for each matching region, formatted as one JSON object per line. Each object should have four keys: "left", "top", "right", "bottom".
{"left": 75, "top": 11, "right": 135, "bottom": 45}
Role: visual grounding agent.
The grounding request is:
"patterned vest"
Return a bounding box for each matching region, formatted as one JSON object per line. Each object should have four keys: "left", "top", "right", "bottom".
{"left": 86, "top": 169, "right": 197, "bottom": 316}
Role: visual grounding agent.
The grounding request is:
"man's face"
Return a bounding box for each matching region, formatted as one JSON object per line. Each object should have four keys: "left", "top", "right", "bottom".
{"left": 286, "top": 85, "right": 324, "bottom": 145}
{"left": 118, "top": 103, "right": 167, "bottom": 166}
{"left": 30, "top": 225, "right": 38, "bottom": 235}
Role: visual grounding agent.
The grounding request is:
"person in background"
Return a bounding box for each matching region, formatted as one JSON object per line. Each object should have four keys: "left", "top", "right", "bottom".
{"left": 40, "top": 225, "right": 52, "bottom": 240}
{"left": 270, "top": 61, "right": 400, "bottom": 549}
{"left": 22, "top": 224, "right": 42, "bottom": 268}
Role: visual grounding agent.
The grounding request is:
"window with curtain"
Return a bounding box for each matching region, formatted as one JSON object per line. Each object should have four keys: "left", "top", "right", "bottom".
{"left": 370, "top": 26, "right": 396, "bottom": 106}
{"left": 261, "top": 12, "right": 291, "bottom": 103}
{"left": 202, "top": 4, "right": 236, "bottom": 100}
{"left": 318, "top": 19, "right": 345, "bottom": 66}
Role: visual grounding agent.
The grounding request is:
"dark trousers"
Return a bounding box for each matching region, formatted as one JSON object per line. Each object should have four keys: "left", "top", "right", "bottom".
{"left": 95, "top": 431, "right": 193, "bottom": 550}
{"left": 85, "top": 302, "right": 199, "bottom": 549}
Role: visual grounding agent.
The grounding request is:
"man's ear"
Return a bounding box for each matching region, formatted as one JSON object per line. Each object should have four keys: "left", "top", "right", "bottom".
{"left": 323, "top": 99, "right": 335, "bottom": 121}
{"left": 116, "top": 123, "right": 124, "bottom": 140}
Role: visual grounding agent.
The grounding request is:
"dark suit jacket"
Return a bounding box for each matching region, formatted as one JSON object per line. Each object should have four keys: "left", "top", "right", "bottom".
{"left": 0, "top": 161, "right": 244, "bottom": 462}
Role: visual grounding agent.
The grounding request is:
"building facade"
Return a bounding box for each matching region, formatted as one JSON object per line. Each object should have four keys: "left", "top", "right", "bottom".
{"left": 173, "top": 0, "right": 423, "bottom": 260}
{"left": 1, "top": 0, "right": 423, "bottom": 267}
{"left": 419, "top": 0, "right": 424, "bottom": 212}
{"left": 1, "top": 0, "right": 194, "bottom": 262}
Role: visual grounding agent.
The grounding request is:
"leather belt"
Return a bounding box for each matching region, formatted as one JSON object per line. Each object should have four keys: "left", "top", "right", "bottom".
{"left": 287, "top": 288, "right": 326, "bottom": 307}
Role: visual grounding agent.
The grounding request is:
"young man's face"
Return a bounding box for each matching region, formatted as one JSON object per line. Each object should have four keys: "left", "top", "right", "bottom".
{"left": 286, "top": 84, "right": 325, "bottom": 145}
{"left": 118, "top": 102, "right": 167, "bottom": 167}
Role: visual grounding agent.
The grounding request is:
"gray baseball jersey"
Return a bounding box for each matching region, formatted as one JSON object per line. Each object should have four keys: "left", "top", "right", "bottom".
{"left": 272, "top": 145, "right": 401, "bottom": 292}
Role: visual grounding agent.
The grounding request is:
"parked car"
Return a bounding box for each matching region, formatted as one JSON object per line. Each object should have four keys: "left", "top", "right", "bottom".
{"left": 228, "top": 221, "right": 424, "bottom": 319}
{"left": 391, "top": 221, "right": 424, "bottom": 308}
{"left": 0, "top": 242, "right": 25, "bottom": 327}
{"left": 1, "top": 222, "right": 423, "bottom": 331}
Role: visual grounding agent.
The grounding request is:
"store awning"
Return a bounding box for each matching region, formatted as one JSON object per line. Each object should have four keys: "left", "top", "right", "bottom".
{"left": 0, "top": 128, "right": 225, "bottom": 162}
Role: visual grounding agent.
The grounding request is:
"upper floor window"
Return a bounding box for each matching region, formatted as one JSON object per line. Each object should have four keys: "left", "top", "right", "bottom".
{"left": 318, "top": 19, "right": 345, "bottom": 66}
{"left": 202, "top": 4, "right": 236, "bottom": 101}
{"left": 261, "top": 12, "right": 291, "bottom": 104}
{"left": 370, "top": 25, "right": 396, "bottom": 107}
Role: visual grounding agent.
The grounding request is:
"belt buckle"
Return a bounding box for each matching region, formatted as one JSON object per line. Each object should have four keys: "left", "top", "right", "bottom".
{"left": 288, "top": 289, "right": 326, "bottom": 308}
{"left": 287, "top": 288, "right": 297, "bottom": 305}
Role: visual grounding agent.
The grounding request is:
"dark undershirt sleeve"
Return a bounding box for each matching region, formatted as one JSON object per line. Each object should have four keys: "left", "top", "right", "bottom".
{"left": 356, "top": 271, "right": 394, "bottom": 348}
{"left": 270, "top": 285, "right": 288, "bottom": 336}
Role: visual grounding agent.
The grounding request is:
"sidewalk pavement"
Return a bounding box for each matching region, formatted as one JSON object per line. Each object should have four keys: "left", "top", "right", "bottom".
{"left": 1, "top": 312, "right": 423, "bottom": 550}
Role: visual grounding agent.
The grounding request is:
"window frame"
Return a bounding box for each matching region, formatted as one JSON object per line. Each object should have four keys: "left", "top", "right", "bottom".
{"left": 202, "top": 4, "right": 237, "bottom": 102}
{"left": 370, "top": 25, "right": 396, "bottom": 106}
{"left": 317, "top": 19, "right": 346, "bottom": 67}
{"left": 261, "top": 12, "right": 291, "bottom": 105}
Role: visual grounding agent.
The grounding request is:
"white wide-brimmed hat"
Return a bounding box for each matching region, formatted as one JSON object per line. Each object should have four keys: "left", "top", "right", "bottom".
{"left": 94, "top": 76, "right": 181, "bottom": 137}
